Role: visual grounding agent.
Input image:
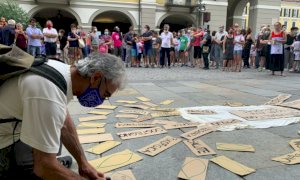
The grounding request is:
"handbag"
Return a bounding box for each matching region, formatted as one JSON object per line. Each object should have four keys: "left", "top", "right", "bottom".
{"left": 78, "top": 38, "right": 85, "bottom": 48}
{"left": 203, "top": 46, "right": 210, "bottom": 53}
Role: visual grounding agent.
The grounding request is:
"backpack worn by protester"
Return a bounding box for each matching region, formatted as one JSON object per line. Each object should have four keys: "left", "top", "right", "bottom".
{"left": 0, "top": 45, "right": 71, "bottom": 179}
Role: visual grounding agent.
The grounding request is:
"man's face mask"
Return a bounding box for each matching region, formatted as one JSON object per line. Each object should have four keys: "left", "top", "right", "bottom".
{"left": 77, "top": 78, "right": 106, "bottom": 107}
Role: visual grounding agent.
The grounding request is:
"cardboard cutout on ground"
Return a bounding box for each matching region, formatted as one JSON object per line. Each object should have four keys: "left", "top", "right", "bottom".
{"left": 178, "top": 157, "right": 208, "bottom": 180}
{"left": 88, "top": 111, "right": 112, "bottom": 115}
{"left": 151, "top": 111, "right": 181, "bottom": 118}
{"left": 224, "top": 102, "right": 248, "bottom": 107}
{"left": 150, "top": 107, "right": 177, "bottom": 112}
{"left": 230, "top": 108, "right": 300, "bottom": 121}
{"left": 86, "top": 141, "right": 121, "bottom": 155}
{"left": 79, "top": 115, "right": 107, "bottom": 122}
{"left": 183, "top": 139, "right": 216, "bottom": 156}
{"left": 95, "top": 105, "right": 118, "bottom": 110}
{"left": 88, "top": 149, "right": 143, "bottom": 173}
{"left": 206, "top": 119, "right": 242, "bottom": 129}
{"left": 265, "top": 94, "right": 291, "bottom": 105}
{"left": 76, "top": 128, "right": 105, "bottom": 135}
{"left": 136, "top": 96, "right": 151, "bottom": 102}
{"left": 115, "top": 122, "right": 156, "bottom": 128}
{"left": 160, "top": 100, "right": 174, "bottom": 105}
{"left": 79, "top": 134, "right": 114, "bottom": 144}
{"left": 77, "top": 122, "right": 106, "bottom": 128}
{"left": 289, "top": 139, "right": 300, "bottom": 151}
{"left": 138, "top": 136, "right": 182, "bottom": 156}
{"left": 272, "top": 151, "right": 300, "bottom": 165}
{"left": 210, "top": 155, "right": 256, "bottom": 176}
{"left": 181, "top": 126, "right": 215, "bottom": 140}
{"left": 115, "top": 114, "right": 139, "bottom": 119}
{"left": 280, "top": 99, "right": 300, "bottom": 110}
{"left": 115, "top": 100, "right": 137, "bottom": 104}
{"left": 142, "top": 102, "right": 159, "bottom": 107}
{"left": 117, "top": 127, "right": 167, "bottom": 140}
{"left": 119, "top": 109, "right": 150, "bottom": 115}
{"left": 106, "top": 170, "right": 136, "bottom": 180}
{"left": 152, "top": 120, "right": 178, "bottom": 125}
{"left": 163, "top": 122, "right": 200, "bottom": 130}
{"left": 216, "top": 143, "right": 255, "bottom": 152}
{"left": 132, "top": 115, "right": 152, "bottom": 122}
{"left": 187, "top": 109, "right": 217, "bottom": 115}
{"left": 123, "top": 104, "right": 149, "bottom": 110}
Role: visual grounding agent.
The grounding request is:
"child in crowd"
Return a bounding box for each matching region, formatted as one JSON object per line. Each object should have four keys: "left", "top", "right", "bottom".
{"left": 99, "top": 38, "right": 108, "bottom": 54}
{"left": 291, "top": 35, "right": 300, "bottom": 72}
{"left": 137, "top": 36, "right": 144, "bottom": 67}
{"left": 40, "top": 39, "right": 46, "bottom": 56}
{"left": 250, "top": 43, "right": 257, "bottom": 68}
{"left": 131, "top": 34, "right": 138, "bottom": 67}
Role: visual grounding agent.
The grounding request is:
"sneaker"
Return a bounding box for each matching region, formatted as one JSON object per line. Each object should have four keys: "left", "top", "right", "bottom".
{"left": 57, "top": 156, "right": 72, "bottom": 168}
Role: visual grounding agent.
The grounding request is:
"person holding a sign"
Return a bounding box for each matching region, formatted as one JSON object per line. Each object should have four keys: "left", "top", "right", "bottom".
{"left": 269, "top": 22, "right": 287, "bottom": 76}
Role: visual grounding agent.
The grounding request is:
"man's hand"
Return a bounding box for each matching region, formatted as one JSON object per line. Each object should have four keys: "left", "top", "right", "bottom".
{"left": 79, "top": 161, "right": 105, "bottom": 180}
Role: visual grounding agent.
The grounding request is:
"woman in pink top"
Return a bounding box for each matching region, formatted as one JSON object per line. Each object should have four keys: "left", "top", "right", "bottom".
{"left": 112, "top": 26, "right": 122, "bottom": 57}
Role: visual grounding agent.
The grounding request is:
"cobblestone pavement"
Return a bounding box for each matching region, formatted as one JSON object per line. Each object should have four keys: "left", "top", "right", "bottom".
{"left": 65, "top": 67, "right": 300, "bottom": 180}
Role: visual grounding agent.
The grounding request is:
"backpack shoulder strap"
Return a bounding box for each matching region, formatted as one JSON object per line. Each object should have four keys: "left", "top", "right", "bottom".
{"left": 29, "top": 64, "right": 67, "bottom": 95}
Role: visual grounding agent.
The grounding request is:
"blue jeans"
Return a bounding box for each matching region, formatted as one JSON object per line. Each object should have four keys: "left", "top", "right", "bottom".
{"left": 81, "top": 46, "right": 88, "bottom": 58}
{"left": 28, "top": 46, "right": 41, "bottom": 57}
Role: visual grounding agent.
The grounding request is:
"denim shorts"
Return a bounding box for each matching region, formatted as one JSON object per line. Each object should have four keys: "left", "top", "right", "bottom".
{"left": 131, "top": 49, "right": 137, "bottom": 57}
{"left": 234, "top": 50, "right": 243, "bottom": 55}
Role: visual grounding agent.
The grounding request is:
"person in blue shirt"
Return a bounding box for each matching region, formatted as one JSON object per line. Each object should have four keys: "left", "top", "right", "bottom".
{"left": 1, "top": 19, "right": 16, "bottom": 46}
{"left": 26, "top": 18, "right": 43, "bottom": 56}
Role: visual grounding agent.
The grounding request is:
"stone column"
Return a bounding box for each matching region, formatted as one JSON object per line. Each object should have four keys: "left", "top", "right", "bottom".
{"left": 248, "top": 0, "right": 281, "bottom": 35}
{"left": 203, "top": 0, "right": 228, "bottom": 31}
{"left": 141, "top": 0, "right": 156, "bottom": 32}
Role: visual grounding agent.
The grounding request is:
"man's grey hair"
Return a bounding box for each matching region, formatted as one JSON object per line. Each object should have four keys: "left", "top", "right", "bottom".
{"left": 75, "top": 53, "right": 126, "bottom": 90}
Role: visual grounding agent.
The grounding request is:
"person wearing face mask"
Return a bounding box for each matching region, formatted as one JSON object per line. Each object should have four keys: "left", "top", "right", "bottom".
{"left": 112, "top": 26, "right": 122, "bottom": 57}
{"left": 285, "top": 27, "right": 298, "bottom": 70}
{"left": 258, "top": 27, "right": 271, "bottom": 71}
{"left": 215, "top": 25, "right": 228, "bottom": 69}
{"left": 233, "top": 28, "right": 245, "bottom": 72}
{"left": 160, "top": 24, "right": 174, "bottom": 68}
{"left": 269, "top": 22, "right": 287, "bottom": 76}
{"left": 26, "top": 18, "right": 43, "bottom": 57}
{"left": 222, "top": 28, "right": 234, "bottom": 71}
{"left": 141, "top": 25, "right": 153, "bottom": 68}
{"left": 89, "top": 26, "right": 100, "bottom": 53}
{"left": 43, "top": 20, "right": 58, "bottom": 58}
{"left": 101, "top": 29, "right": 112, "bottom": 54}
{"left": 58, "top": 29, "right": 68, "bottom": 63}
{"left": 0, "top": 48, "right": 125, "bottom": 179}
{"left": 124, "top": 26, "right": 134, "bottom": 67}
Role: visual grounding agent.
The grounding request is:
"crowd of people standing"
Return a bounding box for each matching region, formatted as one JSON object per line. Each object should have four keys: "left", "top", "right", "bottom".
{"left": 1, "top": 16, "right": 299, "bottom": 75}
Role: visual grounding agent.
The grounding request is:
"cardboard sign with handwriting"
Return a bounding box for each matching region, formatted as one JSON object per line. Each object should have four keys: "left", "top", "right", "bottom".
{"left": 150, "top": 107, "right": 177, "bottom": 112}
{"left": 123, "top": 104, "right": 149, "bottom": 110}
{"left": 119, "top": 109, "right": 150, "bottom": 115}
{"left": 230, "top": 108, "right": 300, "bottom": 121}
{"left": 136, "top": 96, "right": 151, "bottom": 102}
{"left": 265, "top": 94, "right": 291, "bottom": 105}
{"left": 152, "top": 120, "right": 178, "bottom": 125}
{"left": 142, "top": 102, "right": 159, "bottom": 107}
{"left": 115, "top": 100, "right": 137, "bottom": 104}
{"left": 138, "top": 136, "right": 181, "bottom": 156}
{"left": 183, "top": 139, "right": 216, "bottom": 156}
{"left": 115, "top": 114, "right": 139, "bottom": 119}
{"left": 88, "top": 111, "right": 112, "bottom": 116}
{"left": 206, "top": 119, "right": 241, "bottom": 129}
{"left": 187, "top": 109, "right": 217, "bottom": 115}
{"left": 115, "top": 122, "right": 156, "bottom": 128}
{"left": 289, "top": 139, "right": 300, "bottom": 151}
{"left": 160, "top": 100, "right": 174, "bottom": 105}
{"left": 272, "top": 151, "right": 300, "bottom": 165}
{"left": 181, "top": 126, "right": 215, "bottom": 140}
{"left": 178, "top": 157, "right": 208, "bottom": 180}
{"left": 163, "top": 122, "right": 200, "bottom": 130}
{"left": 95, "top": 105, "right": 117, "bottom": 110}
{"left": 132, "top": 115, "right": 152, "bottom": 122}
{"left": 117, "top": 127, "right": 167, "bottom": 140}
{"left": 77, "top": 122, "right": 106, "bottom": 128}
{"left": 151, "top": 111, "right": 180, "bottom": 118}
{"left": 89, "top": 149, "right": 143, "bottom": 173}
{"left": 77, "top": 128, "right": 105, "bottom": 135}
{"left": 216, "top": 143, "right": 255, "bottom": 152}
{"left": 211, "top": 155, "right": 256, "bottom": 176}
{"left": 79, "top": 115, "right": 107, "bottom": 122}
{"left": 79, "top": 134, "right": 113, "bottom": 144}
{"left": 86, "top": 141, "right": 121, "bottom": 155}
{"left": 106, "top": 170, "right": 136, "bottom": 180}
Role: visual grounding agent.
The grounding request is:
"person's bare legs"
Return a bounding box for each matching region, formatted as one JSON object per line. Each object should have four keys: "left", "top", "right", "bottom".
{"left": 170, "top": 51, "right": 175, "bottom": 66}
{"left": 223, "top": 60, "right": 227, "bottom": 71}
{"left": 237, "top": 55, "right": 242, "bottom": 72}
{"left": 259, "top": 56, "right": 266, "bottom": 71}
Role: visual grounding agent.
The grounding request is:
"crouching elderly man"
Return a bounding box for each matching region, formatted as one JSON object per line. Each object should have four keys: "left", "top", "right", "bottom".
{"left": 0, "top": 51, "right": 126, "bottom": 179}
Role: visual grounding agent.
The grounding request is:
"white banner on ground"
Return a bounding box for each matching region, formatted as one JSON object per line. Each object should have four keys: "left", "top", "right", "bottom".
{"left": 178, "top": 105, "right": 300, "bottom": 131}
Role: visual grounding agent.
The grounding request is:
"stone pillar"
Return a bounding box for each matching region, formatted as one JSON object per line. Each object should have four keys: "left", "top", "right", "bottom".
{"left": 248, "top": 0, "right": 281, "bottom": 35}
{"left": 141, "top": 0, "right": 156, "bottom": 32}
{"left": 203, "top": 0, "right": 228, "bottom": 31}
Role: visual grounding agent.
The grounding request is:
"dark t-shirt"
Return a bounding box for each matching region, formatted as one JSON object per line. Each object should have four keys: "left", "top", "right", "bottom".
{"left": 125, "top": 32, "right": 133, "bottom": 45}
{"left": 68, "top": 32, "right": 80, "bottom": 47}
{"left": 286, "top": 34, "right": 296, "bottom": 47}
{"left": 142, "top": 31, "right": 153, "bottom": 47}
{"left": 2, "top": 26, "right": 15, "bottom": 46}
{"left": 203, "top": 35, "right": 212, "bottom": 46}
{"left": 59, "top": 35, "right": 67, "bottom": 50}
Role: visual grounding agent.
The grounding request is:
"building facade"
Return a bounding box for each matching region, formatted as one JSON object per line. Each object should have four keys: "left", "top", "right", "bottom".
{"left": 17, "top": 0, "right": 281, "bottom": 34}
{"left": 279, "top": 0, "right": 300, "bottom": 30}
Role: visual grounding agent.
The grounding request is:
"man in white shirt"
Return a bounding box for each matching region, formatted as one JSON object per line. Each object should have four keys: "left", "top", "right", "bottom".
{"left": 214, "top": 25, "right": 228, "bottom": 69}
{"left": 160, "top": 24, "right": 173, "bottom": 68}
{"left": 43, "top": 20, "right": 58, "bottom": 58}
{"left": 0, "top": 48, "right": 126, "bottom": 179}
